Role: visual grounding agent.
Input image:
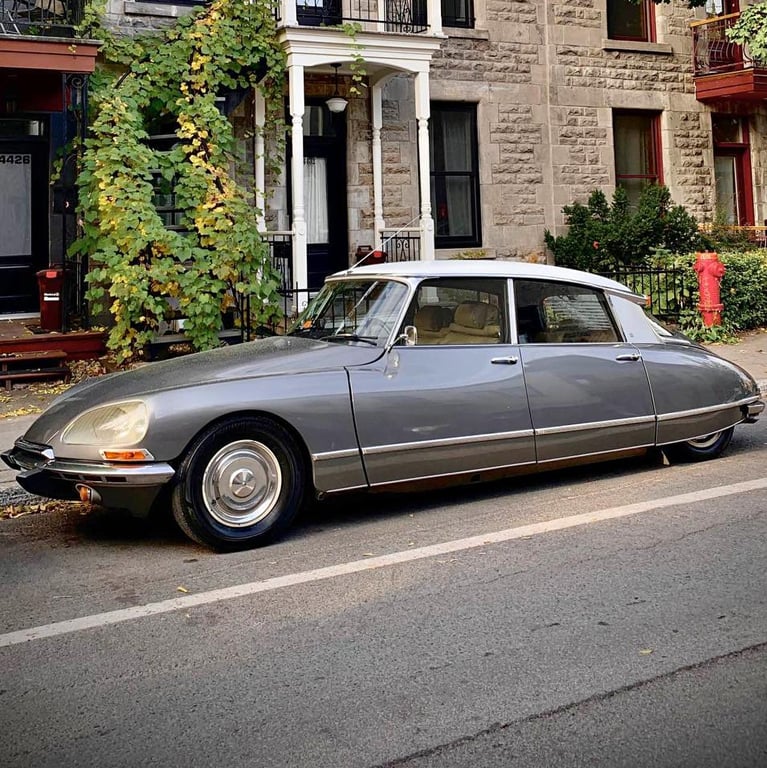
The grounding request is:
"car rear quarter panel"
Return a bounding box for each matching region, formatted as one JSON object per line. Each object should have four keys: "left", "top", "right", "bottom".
{"left": 637, "top": 343, "right": 759, "bottom": 444}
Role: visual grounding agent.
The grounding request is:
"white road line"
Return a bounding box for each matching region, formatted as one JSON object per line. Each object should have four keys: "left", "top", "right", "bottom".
{"left": 2, "top": 478, "right": 767, "bottom": 648}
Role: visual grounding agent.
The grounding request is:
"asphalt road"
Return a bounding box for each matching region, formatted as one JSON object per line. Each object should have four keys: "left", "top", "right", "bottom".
{"left": 1, "top": 422, "right": 766, "bottom": 767}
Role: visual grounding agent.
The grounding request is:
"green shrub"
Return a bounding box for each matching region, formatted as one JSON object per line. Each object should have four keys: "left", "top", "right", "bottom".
{"left": 718, "top": 250, "right": 767, "bottom": 330}
{"left": 545, "top": 185, "right": 708, "bottom": 271}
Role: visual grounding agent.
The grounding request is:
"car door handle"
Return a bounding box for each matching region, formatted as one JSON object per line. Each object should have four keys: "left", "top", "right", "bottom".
{"left": 491, "top": 356, "right": 519, "bottom": 365}
{"left": 615, "top": 353, "right": 642, "bottom": 362}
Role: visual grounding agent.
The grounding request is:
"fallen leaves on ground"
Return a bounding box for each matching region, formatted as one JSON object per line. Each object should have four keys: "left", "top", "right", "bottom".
{"left": 0, "top": 406, "right": 43, "bottom": 420}
{"left": 0, "top": 499, "right": 91, "bottom": 520}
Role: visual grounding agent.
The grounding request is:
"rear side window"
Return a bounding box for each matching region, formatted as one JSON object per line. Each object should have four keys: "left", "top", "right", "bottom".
{"left": 514, "top": 280, "right": 620, "bottom": 344}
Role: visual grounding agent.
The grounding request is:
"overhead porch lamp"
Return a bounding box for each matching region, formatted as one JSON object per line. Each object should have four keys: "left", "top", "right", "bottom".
{"left": 325, "top": 63, "right": 348, "bottom": 114}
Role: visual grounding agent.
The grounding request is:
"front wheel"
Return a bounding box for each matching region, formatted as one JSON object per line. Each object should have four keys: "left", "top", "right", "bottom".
{"left": 664, "top": 426, "right": 734, "bottom": 463}
{"left": 172, "top": 416, "right": 306, "bottom": 551}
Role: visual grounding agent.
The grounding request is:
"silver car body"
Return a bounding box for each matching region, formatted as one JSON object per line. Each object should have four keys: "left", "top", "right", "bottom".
{"left": 3, "top": 260, "right": 763, "bottom": 525}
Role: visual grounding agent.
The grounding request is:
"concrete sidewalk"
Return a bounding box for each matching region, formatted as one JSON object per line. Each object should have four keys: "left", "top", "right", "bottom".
{"left": 2, "top": 330, "right": 767, "bottom": 495}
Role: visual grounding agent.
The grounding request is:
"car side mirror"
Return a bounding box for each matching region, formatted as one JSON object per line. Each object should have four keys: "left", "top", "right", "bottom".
{"left": 390, "top": 325, "right": 417, "bottom": 349}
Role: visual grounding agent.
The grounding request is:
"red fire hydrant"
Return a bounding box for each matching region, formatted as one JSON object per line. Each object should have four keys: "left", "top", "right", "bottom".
{"left": 694, "top": 251, "right": 726, "bottom": 327}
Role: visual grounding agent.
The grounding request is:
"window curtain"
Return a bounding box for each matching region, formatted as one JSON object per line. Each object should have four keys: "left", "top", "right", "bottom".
{"left": 303, "top": 157, "right": 329, "bottom": 244}
{"left": 440, "top": 112, "right": 472, "bottom": 237}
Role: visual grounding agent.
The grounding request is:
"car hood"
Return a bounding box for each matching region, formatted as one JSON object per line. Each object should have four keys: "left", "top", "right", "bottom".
{"left": 29, "top": 336, "right": 383, "bottom": 437}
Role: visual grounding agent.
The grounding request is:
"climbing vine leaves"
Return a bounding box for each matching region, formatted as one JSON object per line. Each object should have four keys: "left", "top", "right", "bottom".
{"left": 74, "top": 0, "right": 287, "bottom": 361}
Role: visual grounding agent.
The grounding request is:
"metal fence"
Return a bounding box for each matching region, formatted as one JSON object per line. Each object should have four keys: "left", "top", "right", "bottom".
{"left": 381, "top": 228, "right": 421, "bottom": 262}
{"left": 601, "top": 267, "right": 689, "bottom": 322}
{"left": 293, "top": 0, "right": 427, "bottom": 33}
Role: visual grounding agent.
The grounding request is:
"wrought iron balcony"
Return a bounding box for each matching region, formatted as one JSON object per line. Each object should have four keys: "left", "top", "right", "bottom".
{"left": 283, "top": 0, "right": 429, "bottom": 34}
{"left": 691, "top": 13, "right": 767, "bottom": 102}
{"left": 0, "top": 0, "right": 84, "bottom": 37}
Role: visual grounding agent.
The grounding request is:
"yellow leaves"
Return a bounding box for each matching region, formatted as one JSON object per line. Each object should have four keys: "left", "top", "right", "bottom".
{"left": 0, "top": 406, "right": 43, "bottom": 420}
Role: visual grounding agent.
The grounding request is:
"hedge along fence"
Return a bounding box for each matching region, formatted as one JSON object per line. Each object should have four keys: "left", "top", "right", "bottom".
{"left": 645, "top": 250, "right": 767, "bottom": 341}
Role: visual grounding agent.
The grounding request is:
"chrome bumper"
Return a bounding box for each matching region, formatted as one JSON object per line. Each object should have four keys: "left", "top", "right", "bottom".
{"left": 2, "top": 439, "right": 175, "bottom": 516}
{"left": 744, "top": 399, "right": 765, "bottom": 423}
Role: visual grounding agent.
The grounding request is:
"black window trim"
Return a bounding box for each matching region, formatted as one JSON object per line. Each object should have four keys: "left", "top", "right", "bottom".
{"left": 431, "top": 101, "right": 482, "bottom": 250}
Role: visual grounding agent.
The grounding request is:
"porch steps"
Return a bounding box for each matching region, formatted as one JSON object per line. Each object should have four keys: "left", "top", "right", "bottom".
{"left": 0, "top": 350, "right": 71, "bottom": 391}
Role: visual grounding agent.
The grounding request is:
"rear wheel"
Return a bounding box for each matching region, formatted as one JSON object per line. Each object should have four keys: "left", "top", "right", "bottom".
{"left": 665, "top": 426, "right": 734, "bottom": 463}
{"left": 172, "top": 416, "right": 306, "bottom": 550}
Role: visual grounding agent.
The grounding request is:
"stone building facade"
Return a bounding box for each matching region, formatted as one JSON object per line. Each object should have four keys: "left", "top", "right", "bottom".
{"left": 100, "top": 0, "right": 767, "bottom": 295}
{"left": 373, "top": 0, "right": 767, "bottom": 261}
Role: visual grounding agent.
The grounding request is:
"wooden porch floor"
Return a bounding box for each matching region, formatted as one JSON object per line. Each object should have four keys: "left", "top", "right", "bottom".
{"left": 0, "top": 317, "right": 106, "bottom": 361}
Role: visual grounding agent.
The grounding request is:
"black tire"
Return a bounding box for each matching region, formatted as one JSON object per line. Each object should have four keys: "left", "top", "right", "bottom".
{"left": 171, "top": 416, "right": 306, "bottom": 551}
{"left": 664, "top": 426, "right": 734, "bottom": 463}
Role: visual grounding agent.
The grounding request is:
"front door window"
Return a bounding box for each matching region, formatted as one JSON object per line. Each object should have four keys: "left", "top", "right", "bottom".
{"left": 0, "top": 133, "right": 48, "bottom": 314}
{"left": 304, "top": 157, "right": 329, "bottom": 245}
{"left": 0, "top": 153, "right": 32, "bottom": 259}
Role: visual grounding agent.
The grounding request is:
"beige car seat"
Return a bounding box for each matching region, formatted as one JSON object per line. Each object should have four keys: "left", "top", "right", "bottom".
{"left": 413, "top": 305, "right": 453, "bottom": 344}
{"left": 441, "top": 301, "right": 501, "bottom": 344}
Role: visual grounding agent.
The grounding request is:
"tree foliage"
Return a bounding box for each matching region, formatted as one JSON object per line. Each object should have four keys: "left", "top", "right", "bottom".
{"left": 727, "top": 4, "right": 767, "bottom": 59}
{"left": 73, "top": 0, "right": 287, "bottom": 362}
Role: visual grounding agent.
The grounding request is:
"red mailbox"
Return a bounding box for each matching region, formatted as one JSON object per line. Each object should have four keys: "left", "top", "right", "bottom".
{"left": 37, "top": 268, "right": 66, "bottom": 332}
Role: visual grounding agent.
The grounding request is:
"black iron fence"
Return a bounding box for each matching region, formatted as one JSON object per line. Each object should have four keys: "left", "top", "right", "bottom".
{"left": 0, "top": 0, "right": 84, "bottom": 35}
{"left": 381, "top": 228, "right": 421, "bottom": 262}
{"left": 601, "top": 266, "right": 689, "bottom": 322}
{"left": 264, "top": 232, "right": 293, "bottom": 290}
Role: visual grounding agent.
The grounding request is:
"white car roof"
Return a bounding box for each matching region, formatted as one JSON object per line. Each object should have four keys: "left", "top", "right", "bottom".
{"left": 335, "top": 259, "right": 641, "bottom": 300}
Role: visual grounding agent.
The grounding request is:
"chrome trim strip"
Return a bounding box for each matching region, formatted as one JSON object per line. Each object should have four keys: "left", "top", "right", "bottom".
{"left": 22, "top": 459, "right": 175, "bottom": 486}
{"left": 656, "top": 396, "right": 757, "bottom": 422}
{"left": 311, "top": 448, "right": 360, "bottom": 462}
{"left": 536, "top": 444, "right": 654, "bottom": 464}
{"left": 361, "top": 429, "right": 535, "bottom": 456}
{"left": 534, "top": 415, "right": 655, "bottom": 437}
{"left": 367, "top": 460, "right": 538, "bottom": 488}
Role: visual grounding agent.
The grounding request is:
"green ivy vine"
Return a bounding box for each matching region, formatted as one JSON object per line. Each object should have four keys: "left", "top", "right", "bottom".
{"left": 73, "top": 0, "right": 288, "bottom": 362}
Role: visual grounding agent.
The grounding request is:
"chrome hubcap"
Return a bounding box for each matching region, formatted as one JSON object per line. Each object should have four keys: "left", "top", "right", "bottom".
{"left": 687, "top": 431, "right": 721, "bottom": 450}
{"left": 202, "top": 440, "right": 282, "bottom": 527}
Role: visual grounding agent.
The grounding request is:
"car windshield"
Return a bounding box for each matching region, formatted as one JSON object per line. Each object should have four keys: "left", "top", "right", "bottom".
{"left": 288, "top": 279, "right": 409, "bottom": 345}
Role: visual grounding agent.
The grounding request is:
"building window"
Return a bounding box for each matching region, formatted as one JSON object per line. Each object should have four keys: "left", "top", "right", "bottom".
{"left": 442, "top": 0, "right": 474, "bottom": 28}
{"left": 606, "top": 0, "right": 655, "bottom": 42}
{"left": 613, "top": 110, "right": 662, "bottom": 206}
{"left": 712, "top": 114, "right": 753, "bottom": 225}
{"left": 430, "top": 103, "right": 481, "bottom": 249}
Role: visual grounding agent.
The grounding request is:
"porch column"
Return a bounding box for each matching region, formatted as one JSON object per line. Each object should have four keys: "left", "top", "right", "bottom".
{"left": 289, "top": 64, "right": 309, "bottom": 300}
{"left": 415, "top": 70, "right": 434, "bottom": 261}
{"left": 372, "top": 81, "right": 385, "bottom": 251}
{"left": 427, "top": 0, "right": 442, "bottom": 35}
{"left": 284, "top": 0, "right": 297, "bottom": 27}
{"left": 254, "top": 89, "right": 266, "bottom": 232}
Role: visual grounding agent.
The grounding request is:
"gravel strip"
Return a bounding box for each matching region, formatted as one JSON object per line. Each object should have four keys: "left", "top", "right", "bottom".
{"left": 0, "top": 486, "right": 50, "bottom": 508}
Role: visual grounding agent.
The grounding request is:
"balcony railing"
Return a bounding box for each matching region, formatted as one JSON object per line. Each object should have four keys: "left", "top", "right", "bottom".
{"left": 286, "top": 0, "right": 428, "bottom": 33}
{"left": 0, "top": 0, "right": 84, "bottom": 36}
{"left": 691, "top": 13, "right": 767, "bottom": 76}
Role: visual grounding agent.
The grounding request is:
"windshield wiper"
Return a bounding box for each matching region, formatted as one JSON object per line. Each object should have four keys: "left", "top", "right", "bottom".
{"left": 320, "top": 333, "right": 378, "bottom": 346}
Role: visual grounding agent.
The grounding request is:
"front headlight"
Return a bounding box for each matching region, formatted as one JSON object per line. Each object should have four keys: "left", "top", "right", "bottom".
{"left": 61, "top": 401, "right": 149, "bottom": 446}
